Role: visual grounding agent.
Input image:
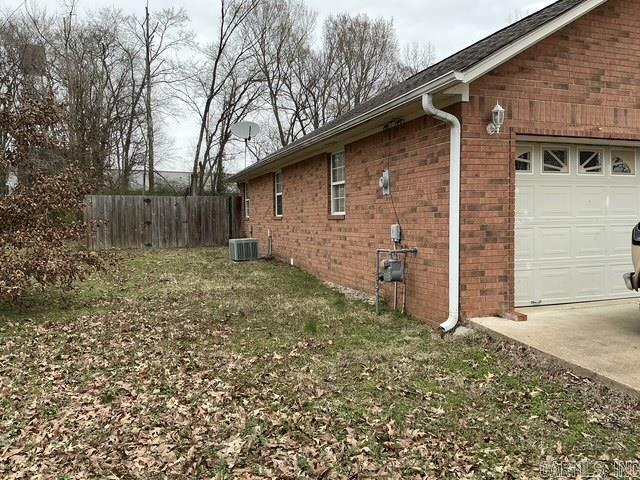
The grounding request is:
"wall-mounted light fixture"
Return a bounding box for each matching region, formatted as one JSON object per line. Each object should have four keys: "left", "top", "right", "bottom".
{"left": 486, "top": 101, "right": 505, "bottom": 135}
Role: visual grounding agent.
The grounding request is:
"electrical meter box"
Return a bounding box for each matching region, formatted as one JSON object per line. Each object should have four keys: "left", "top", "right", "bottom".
{"left": 379, "top": 169, "right": 391, "bottom": 196}
{"left": 383, "top": 258, "right": 404, "bottom": 283}
{"left": 391, "top": 224, "right": 402, "bottom": 243}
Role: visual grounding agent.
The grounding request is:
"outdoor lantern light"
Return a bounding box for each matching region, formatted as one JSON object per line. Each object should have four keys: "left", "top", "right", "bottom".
{"left": 486, "top": 101, "right": 506, "bottom": 135}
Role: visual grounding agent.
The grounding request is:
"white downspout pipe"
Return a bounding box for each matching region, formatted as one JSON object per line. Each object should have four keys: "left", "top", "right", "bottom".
{"left": 422, "top": 94, "right": 461, "bottom": 333}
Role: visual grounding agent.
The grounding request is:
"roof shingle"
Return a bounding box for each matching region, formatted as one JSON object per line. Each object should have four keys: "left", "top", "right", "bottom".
{"left": 234, "top": 0, "right": 586, "bottom": 179}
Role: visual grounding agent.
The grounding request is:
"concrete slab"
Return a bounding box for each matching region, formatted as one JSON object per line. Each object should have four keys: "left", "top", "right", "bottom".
{"left": 471, "top": 300, "right": 640, "bottom": 398}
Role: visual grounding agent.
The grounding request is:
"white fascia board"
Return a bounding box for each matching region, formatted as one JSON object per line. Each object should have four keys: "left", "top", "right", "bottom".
{"left": 230, "top": 71, "right": 464, "bottom": 181}
{"left": 462, "top": 0, "right": 608, "bottom": 83}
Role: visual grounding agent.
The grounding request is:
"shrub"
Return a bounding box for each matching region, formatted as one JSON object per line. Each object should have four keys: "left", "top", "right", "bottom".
{"left": 0, "top": 95, "right": 104, "bottom": 303}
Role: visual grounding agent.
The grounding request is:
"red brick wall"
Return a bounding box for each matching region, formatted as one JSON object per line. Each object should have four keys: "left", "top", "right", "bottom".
{"left": 460, "top": 0, "right": 640, "bottom": 318}
{"left": 243, "top": 0, "right": 640, "bottom": 325}
{"left": 243, "top": 115, "right": 454, "bottom": 325}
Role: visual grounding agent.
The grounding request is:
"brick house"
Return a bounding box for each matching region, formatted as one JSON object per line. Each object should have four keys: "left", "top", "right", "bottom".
{"left": 230, "top": 0, "right": 640, "bottom": 330}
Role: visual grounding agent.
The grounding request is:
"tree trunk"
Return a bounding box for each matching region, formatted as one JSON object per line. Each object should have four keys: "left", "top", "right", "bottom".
{"left": 145, "top": 4, "right": 155, "bottom": 193}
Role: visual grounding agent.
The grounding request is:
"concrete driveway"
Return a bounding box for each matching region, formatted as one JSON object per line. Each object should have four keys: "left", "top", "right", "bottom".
{"left": 471, "top": 300, "right": 640, "bottom": 398}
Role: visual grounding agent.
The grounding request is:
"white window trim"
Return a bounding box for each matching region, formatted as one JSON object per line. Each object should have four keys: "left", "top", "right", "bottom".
{"left": 274, "top": 170, "right": 284, "bottom": 217}
{"left": 244, "top": 182, "right": 251, "bottom": 219}
{"left": 330, "top": 151, "right": 346, "bottom": 215}
{"left": 540, "top": 145, "right": 571, "bottom": 175}
{"left": 577, "top": 147, "right": 605, "bottom": 176}
{"left": 515, "top": 144, "right": 534, "bottom": 175}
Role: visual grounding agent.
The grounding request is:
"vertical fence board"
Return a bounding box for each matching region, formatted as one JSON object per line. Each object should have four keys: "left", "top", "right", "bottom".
{"left": 230, "top": 196, "right": 242, "bottom": 239}
{"left": 84, "top": 195, "right": 238, "bottom": 250}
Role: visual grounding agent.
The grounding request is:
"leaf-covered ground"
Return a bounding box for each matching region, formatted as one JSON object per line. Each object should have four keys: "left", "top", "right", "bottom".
{"left": 0, "top": 248, "right": 638, "bottom": 479}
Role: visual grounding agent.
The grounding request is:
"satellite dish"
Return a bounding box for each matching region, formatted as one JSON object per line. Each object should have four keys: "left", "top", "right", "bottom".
{"left": 231, "top": 121, "right": 261, "bottom": 169}
{"left": 231, "top": 121, "right": 261, "bottom": 141}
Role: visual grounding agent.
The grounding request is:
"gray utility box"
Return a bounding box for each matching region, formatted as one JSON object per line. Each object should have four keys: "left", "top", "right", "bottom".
{"left": 383, "top": 258, "right": 404, "bottom": 283}
{"left": 229, "top": 238, "right": 259, "bottom": 262}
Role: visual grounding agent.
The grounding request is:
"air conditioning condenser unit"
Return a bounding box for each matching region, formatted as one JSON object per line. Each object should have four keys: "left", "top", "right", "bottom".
{"left": 229, "top": 238, "right": 259, "bottom": 262}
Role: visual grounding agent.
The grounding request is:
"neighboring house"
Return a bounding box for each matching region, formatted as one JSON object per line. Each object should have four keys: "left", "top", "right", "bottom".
{"left": 230, "top": 0, "right": 640, "bottom": 330}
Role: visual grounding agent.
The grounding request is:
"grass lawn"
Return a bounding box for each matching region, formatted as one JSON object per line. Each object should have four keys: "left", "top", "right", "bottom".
{"left": 0, "top": 248, "right": 638, "bottom": 479}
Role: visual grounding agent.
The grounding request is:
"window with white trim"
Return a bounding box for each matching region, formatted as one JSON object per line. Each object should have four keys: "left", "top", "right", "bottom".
{"left": 578, "top": 149, "right": 603, "bottom": 174}
{"left": 542, "top": 148, "right": 569, "bottom": 173}
{"left": 611, "top": 150, "right": 636, "bottom": 175}
{"left": 330, "top": 152, "right": 346, "bottom": 215}
{"left": 244, "top": 182, "right": 250, "bottom": 218}
{"left": 515, "top": 146, "right": 532, "bottom": 173}
{"left": 274, "top": 171, "right": 284, "bottom": 217}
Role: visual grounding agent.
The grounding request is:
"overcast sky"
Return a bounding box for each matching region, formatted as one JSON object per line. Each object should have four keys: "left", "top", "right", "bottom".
{"left": 5, "top": 0, "right": 555, "bottom": 171}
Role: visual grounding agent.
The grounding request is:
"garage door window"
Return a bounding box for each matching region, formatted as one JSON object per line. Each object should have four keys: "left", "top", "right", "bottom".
{"left": 611, "top": 150, "right": 636, "bottom": 176}
{"left": 543, "top": 149, "right": 569, "bottom": 173}
{"left": 578, "top": 150, "right": 603, "bottom": 175}
{"left": 515, "top": 148, "right": 532, "bottom": 173}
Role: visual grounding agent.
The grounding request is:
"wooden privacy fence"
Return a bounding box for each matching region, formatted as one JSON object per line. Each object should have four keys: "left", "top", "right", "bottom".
{"left": 84, "top": 195, "right": 242, "bottom": 250}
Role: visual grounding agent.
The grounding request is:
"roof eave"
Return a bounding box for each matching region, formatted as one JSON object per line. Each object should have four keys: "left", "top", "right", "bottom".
{"left": 461, "top": 0, "right": 607, "bottom": 83}
{"left": 230, "top": 71, "right": 465, "bottom": 182}
{"left": 231, "top": 0, "right": 609, "bottom": 183}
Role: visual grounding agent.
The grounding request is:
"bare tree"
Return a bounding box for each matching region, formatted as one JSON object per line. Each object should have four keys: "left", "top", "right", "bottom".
{"left": 508, "top": 8, "right": 535, "bottom": 24}
{"left": 1, "top": 2, "right": 196, "bottom": 192}
{"left": 108, "top": 13, "right": 147, "bottom": 190}
{"left": 175, "top": 40, "right": 261, "bottom": 195}
{"left": 323, "top": 14, "right": 399, "bottom": 115}
{"left": 0, "top": 21, "right": 24, "bottom": 193}
{"left": 249, "top": 7, "right": 435, "bottom": 154}
{"left": 188, "top": 0, "right": 258, "bottom": 195}
{"left": 398, "top": 41, "right": 436, "bottom": 77}
{"left": 19, "top": 4, "right": 138, "bottom": 182}
{"left": 245, "top": 0, "right": 316, "bottom": 148}
{"left": 137, "top": 5, "right": 192, "bottom": 193}
{"left": 3, "top": 0, "right": 438, "bottom": 187}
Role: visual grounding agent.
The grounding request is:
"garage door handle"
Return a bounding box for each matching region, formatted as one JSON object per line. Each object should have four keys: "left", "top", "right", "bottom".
{"left": 530, "top": 300, "right": 543, "bottom": 305}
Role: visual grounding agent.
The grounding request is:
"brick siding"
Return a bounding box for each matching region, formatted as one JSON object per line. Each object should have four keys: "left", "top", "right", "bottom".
{"left": 242, "top": 0, "right": 640, "bottom": 326}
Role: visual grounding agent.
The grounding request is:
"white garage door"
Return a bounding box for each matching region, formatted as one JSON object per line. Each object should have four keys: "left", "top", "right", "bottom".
{"left": 515, "top": 142, "right": 639, "bottom": 307}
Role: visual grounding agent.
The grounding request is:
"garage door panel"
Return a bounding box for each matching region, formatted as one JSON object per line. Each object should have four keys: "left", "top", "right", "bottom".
{"left": 515, "top": 185, "right": 535, "bottom": 218}
{"left": 535, "top": 267, "right": 573, "bottom": 303}
{"left": 515, "top": 228, "right": 535, "bottom": 262}
{"left": 607, "top": 226, "right": 634, "bottom": 256}
{"left": 574, "top": 226, "right": 606, "bottom": 258}
{"left": 573, "top": 266, "right": 606, "bottom": 299}
{"left": 515, "top": 269, "right": 534, "bottom": 306}
{"left": 535, "top": 186, "right": 572, "bottom": 217}
{"left": 574, "top": 186, "right": 607, "bottom": 217}
{"left": 515, "top": 142, "right": 638, "bottom": 307}
{"left": 535, "top": 227, "right": 572, "bottom": 259}
{"left": 608, "top": 187, "right": 639, "bottom": 217}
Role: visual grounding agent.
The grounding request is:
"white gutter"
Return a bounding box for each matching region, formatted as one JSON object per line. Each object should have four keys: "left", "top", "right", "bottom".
{"left": 422, "top": 94, "right": 461, "bottom": 333}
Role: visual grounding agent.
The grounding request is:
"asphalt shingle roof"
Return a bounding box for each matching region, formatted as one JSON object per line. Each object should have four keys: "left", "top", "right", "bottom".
{"left": 234, "top": 0, "right": 587, "bottom": 180}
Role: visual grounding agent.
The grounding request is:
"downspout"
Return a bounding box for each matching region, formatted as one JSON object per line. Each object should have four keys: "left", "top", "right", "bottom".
{"left": 422, "top": 94, "right": 461, "bottom": 333}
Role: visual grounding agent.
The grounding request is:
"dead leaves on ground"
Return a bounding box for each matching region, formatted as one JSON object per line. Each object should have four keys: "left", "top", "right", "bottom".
{"left": 0, "top": 249, "right": 638, "bottom": 479}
